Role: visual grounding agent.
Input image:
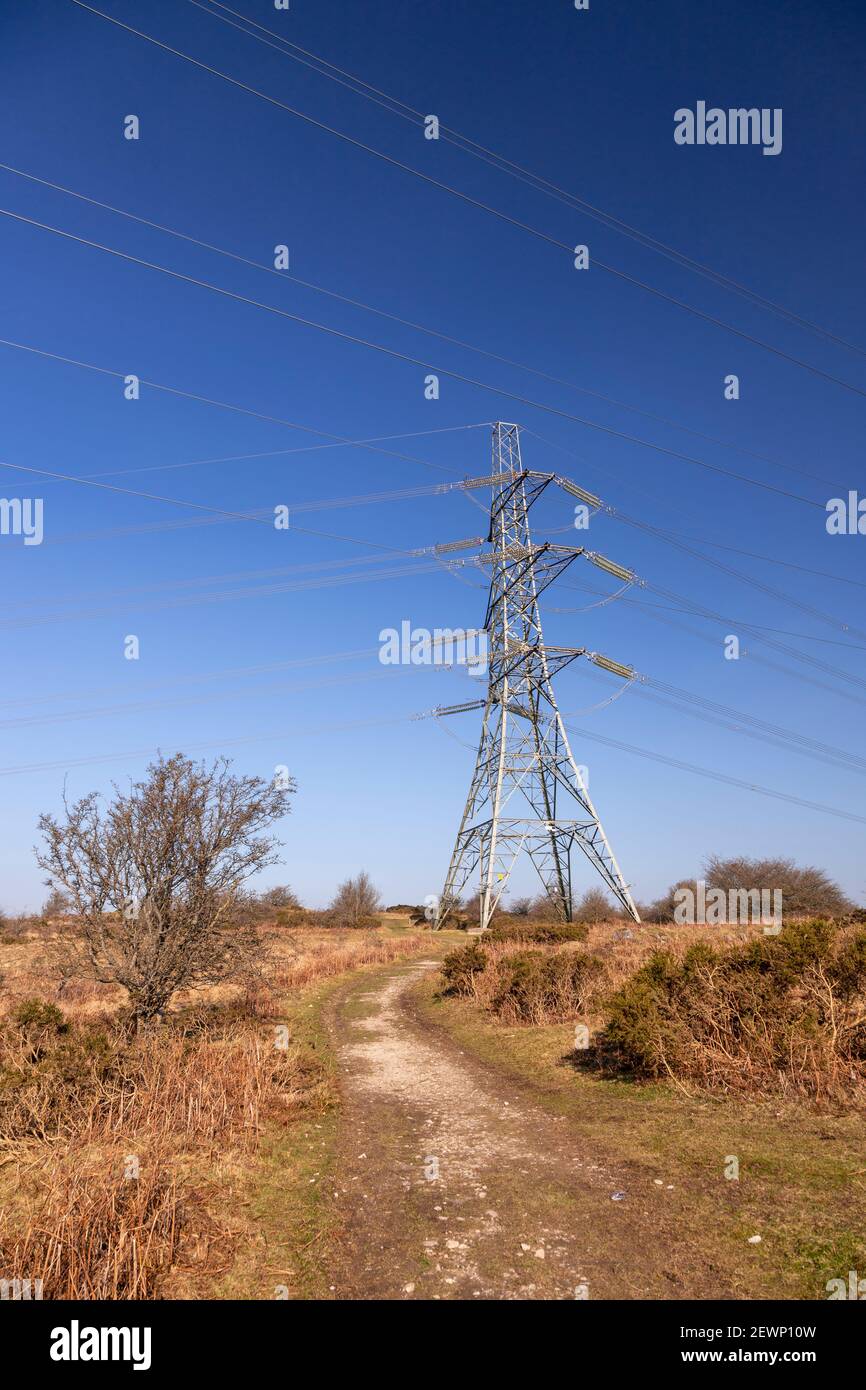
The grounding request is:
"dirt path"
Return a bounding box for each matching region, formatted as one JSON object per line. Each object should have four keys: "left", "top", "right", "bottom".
{"left": 323, "top": 957, "right": 736, "bottom": 1300}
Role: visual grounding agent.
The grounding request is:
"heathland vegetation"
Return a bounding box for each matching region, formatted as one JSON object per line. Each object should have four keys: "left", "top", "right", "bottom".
{"left": 0, "top": 753, "right": 862, "bottom": 1298}
{"left": 0, "top": 756, "right": 425, "bottom": 1297}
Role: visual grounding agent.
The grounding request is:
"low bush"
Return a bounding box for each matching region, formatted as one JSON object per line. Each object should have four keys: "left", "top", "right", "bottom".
{"left": 13, "top": 998, "right": 67, "bottom": 1032}
{"left": 598, "top": 918, "right": 866, "bottom": 1102}
{"left": 440, "top": 943, "right": 487, "bottom": 997}
{"left": 487, "top": 921, "right": 588, "bottom": 946}
{"left": 491, "top": 948, "right": 602, "bottom": 1025}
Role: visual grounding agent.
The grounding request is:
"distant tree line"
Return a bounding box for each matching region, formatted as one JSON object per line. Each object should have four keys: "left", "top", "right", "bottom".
{"left": 639, "top": 856, "right": 854, "bottom": 922}
{"left": 430, "top": 856, "right": 856, "bottom": 928}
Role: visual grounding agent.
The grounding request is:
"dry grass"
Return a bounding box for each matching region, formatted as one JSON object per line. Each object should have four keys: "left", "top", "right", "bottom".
{"left": 271, "top": 930, "right": 424, "bottom": 992}
{"left": 6, "top": 1151, "right": 183, "bottom": 1300}
{"left": 597, "top": 918, "right": 866, "bottom": 1106}
{"left": 440, "top": 918, "right": 866, "bottom": 1110}
{"left": 444, "top": 920, "right": 761, "bottom": 1023}
{"left": 0, "top": 920, "right": 426, "bottom": 1298}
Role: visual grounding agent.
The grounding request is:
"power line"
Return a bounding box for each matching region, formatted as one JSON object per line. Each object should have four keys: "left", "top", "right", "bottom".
{"left": 9, "top": 626, "right": 863, "bottom": 788}
{"left": 0, "top": 635, "right": 486, "bottom": 712}
{"left": 607, "top": 507, "right": 866, "bottom": 643}
{"left": 547, "top": 523, "right": 866, "bottom": 597}
{"left": 645, "top": 577, "right": 866, "bottom": 695}
{"left": 0, "top": 206, "right": 829, "bottom": 510}
{"left": 614, "top": 583, "right": 866, "bottom": 712}
{"left": 82, "top": 425, "right": 486, "bottom": 481}
{"left": 0, "top": 450, "right": 438, "bottom": 554}
{"left": 26, "top": 476, "right": 485, "bottom": 547}
{"left": 191, "top": 0, "right": 866, "bottom": 366}
{"left": 1, "top": 320, "right": 858, "bottom": 699}
{"left": 7, "top": 547, "right": 448, "bottom": 613}
{"left": 639, "top": 676, "right": 866, "bottom": 775}
{"left": 0, "top": 646, "right": 383, "bottom": 711}
{"left": 6, "top": 672, "right": 861, "bottom": 830}
{"left": 1, "top": 529, "right": 497, "bottom": 623}
{"left": 0, "top": 337, "right": 470, "bottom": 478}
{"left": 1, "top": 319, "right": 857, "bottom": 700}
{"left": 563, "top": 541, "right": 866, "bottom": 700}
{"left": 554, "top": 570, "right": 866, "bottom": 713}
{"left": 551, "top": 584, "right": 866, "bottom": 651}
{"left": 0, "top": 158, "right": 845, "bottom": 494}
{"left": 0, "top": 559, "right": 450, "bottom": 631}
{"left": 5, "top": 685, "right": 863, "bottom": 831}
{"left": 67, "top": 0, "right": 866, "bottom": 403}
{"left": 4, "top": 329, "right": 860, "bottom": 744}
{"left": 6, "top": 450, "right": 861, "bottom": 717}
{"left": 0, "top": 663, "right": 439, "bottom": 734}
{"left": 564, "top": 723, "right": 866, "bottom": 828}
{"left": 525, "top": 430, "right": 862, "bottom": 642}
{"left": 686, "top": 538, "right": 866, "bottom": 592}
{"left": 0, "top": 713, "right": 416, "bottom": 778}
{"left": 564, "top": 660, "right": 866, "bottom": 778}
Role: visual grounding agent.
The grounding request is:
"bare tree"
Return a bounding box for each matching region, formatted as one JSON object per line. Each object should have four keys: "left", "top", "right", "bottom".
{"left": 704, "top": 855, "right": 853, "bottom": 917}
{"left": 36, "top": 754, "right": 294, "bottom": 1025}
{"left": 42, "top": 888, "right": 72, "bottom": 918}
{"left": 527, "top": 891, "right": 563, "bottom": 920}
{"left": 641, "top": 857, "right": 854, "bottom": 923}
{"left": 462, "top": 892, "right": 483, "bottom": 925}
{"left": 642, "top": 878, "right": 695, "bottom": 923}
{"left": 572, "top": 887, "right": 615, "bottom": 924}
{"left": 509, "top": 896, "right": 533, "bottom": 917}
{"left": 258, "top": 884, "right": 300, "bottom": 910}
{"left": 329, "top": 871, "right": 381, "bottom": 928}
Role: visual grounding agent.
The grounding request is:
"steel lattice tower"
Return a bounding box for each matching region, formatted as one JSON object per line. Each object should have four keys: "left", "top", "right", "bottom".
{"left": 433, "top": 423, "right": 639, "bottom": 931}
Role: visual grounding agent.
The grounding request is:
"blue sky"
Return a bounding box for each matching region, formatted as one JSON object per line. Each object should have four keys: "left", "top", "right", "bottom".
{"left": 0, "top": 0, "right": 864, "bottom": 912}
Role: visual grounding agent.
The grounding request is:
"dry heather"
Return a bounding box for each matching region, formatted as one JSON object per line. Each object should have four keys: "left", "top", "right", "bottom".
{"left": 598, "top": 917, "right": 866, "bottom": 1106}
{"left": 440, "top": 919, "right": 760, "bottom": 1023}
{"left": 440, "top": 918, "right": 866, "bottom": 1109}
{"left": 0, "top": 921, "right": 424, "bottom": 1298}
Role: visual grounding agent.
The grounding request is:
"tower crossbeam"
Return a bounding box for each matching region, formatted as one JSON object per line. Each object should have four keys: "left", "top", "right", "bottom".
{"left": 433, "top": 423, "right": 640, "bottom": 930}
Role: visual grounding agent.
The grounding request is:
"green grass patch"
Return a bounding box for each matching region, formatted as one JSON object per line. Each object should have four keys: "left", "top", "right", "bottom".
{"left": 416, "top": 978, "right": 866, "bottom": 1298}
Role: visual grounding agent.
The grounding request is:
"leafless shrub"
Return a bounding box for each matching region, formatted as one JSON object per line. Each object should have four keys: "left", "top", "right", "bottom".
{"left": 571, "top": 887, "right": 618, "bottom": 924}
{"left": 36, "top": 754, "right": 294, "bottom": 1025}
{"left": 642, "top": 858, "right": 854, "bottom": 923}
{"left": 639, "top": 879, "right": 697, "bottom": 923}
{"left": 704, "top": 855, "right": 853, "bottom": 917}
{"left": 327, "top": 871, "right": 381, "bottom": 929}
{"left": 42, "top": 888, "right": 72, "bottom": 919}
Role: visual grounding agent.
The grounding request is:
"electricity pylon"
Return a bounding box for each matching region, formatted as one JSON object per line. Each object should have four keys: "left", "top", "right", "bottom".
{"left": 432, "top": 422, "right": 639, "bottom": 931}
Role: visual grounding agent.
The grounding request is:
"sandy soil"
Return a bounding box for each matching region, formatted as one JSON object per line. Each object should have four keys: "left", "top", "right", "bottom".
{"left": 323, "top": 957, "right": 735, "bottom": 1300}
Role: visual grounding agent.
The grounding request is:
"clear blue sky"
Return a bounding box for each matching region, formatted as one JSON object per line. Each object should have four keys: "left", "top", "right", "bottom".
{"left": 1, "top": 0, "right": 864, "bottom": 912}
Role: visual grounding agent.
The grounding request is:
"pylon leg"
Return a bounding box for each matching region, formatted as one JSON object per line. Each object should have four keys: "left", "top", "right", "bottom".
{"left": 433, "top": 423, "right": 640, "bottom": 931}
